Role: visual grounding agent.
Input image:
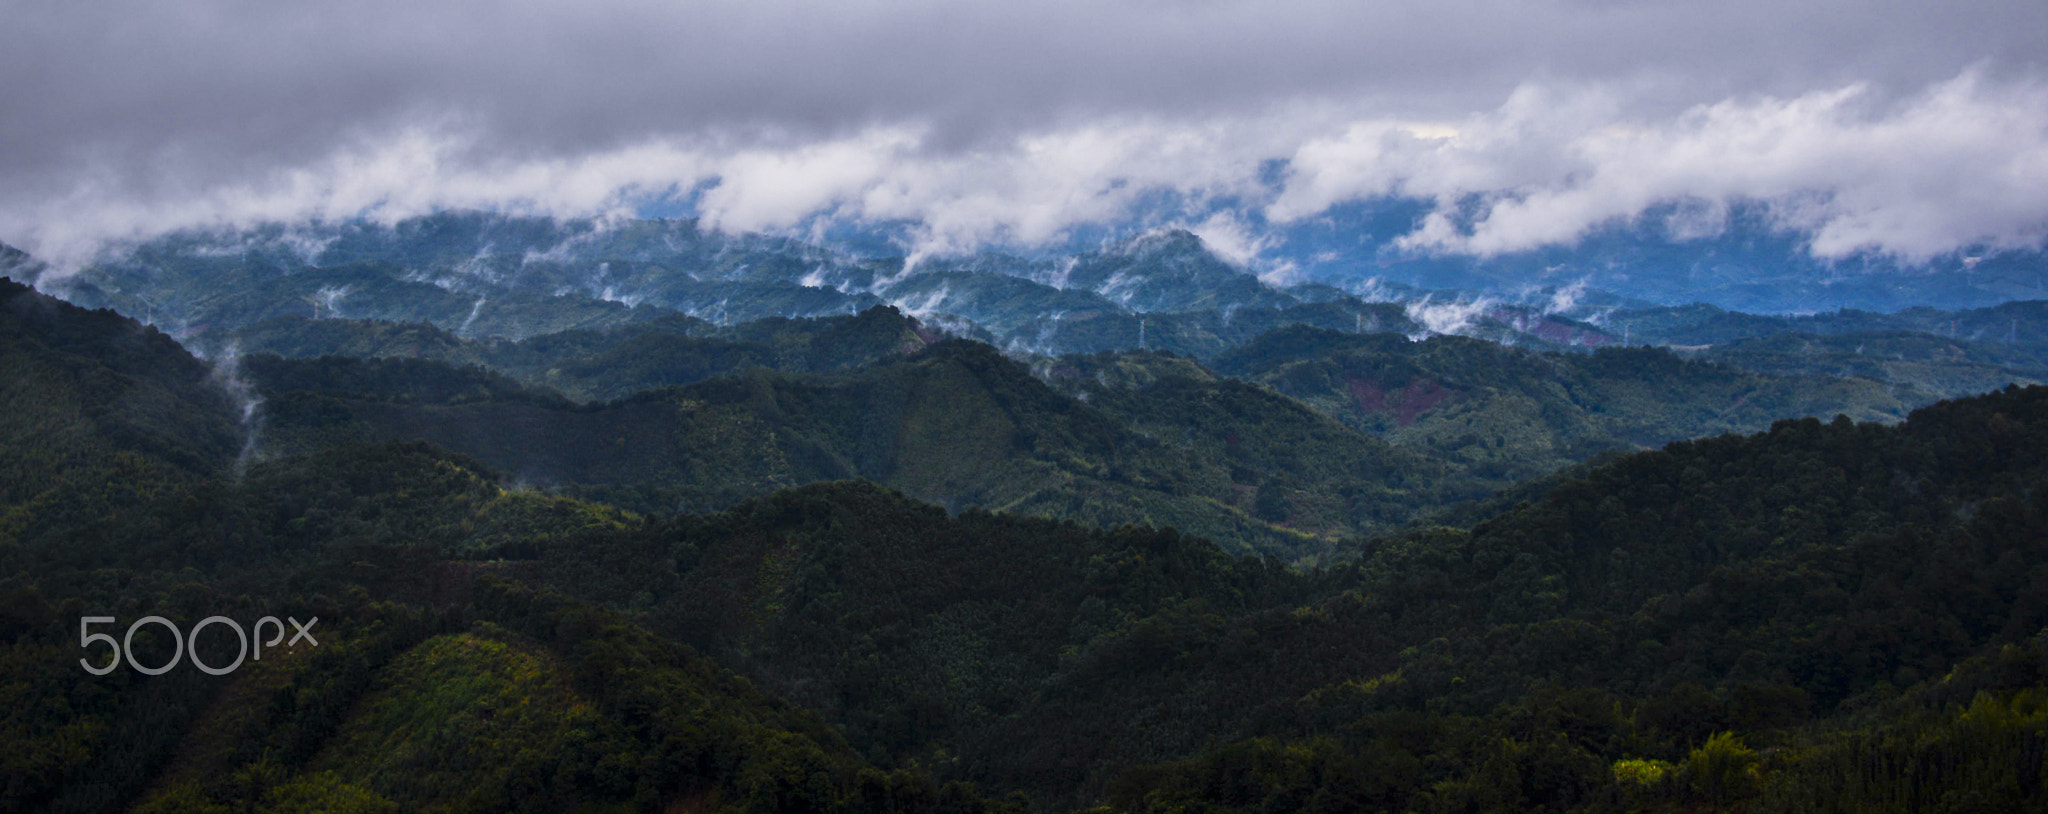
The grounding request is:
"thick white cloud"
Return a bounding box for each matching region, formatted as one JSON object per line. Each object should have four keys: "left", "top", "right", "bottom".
{"left": 1291, "top": 70, "right": 2048, "bottom": 260}
{"left": 2, "top": 0, "right": 2045, "bottom": 269}
{"left": 699, "top": 129, "right": 920, "bottom": 234}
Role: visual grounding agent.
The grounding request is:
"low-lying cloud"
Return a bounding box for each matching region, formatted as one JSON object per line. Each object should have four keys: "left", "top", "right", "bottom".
{"left": 1289, "top": 69, "right": 2048, "bottom": 261}
{"left": 3, "top": 0, "right": 2045, "bottom": 272}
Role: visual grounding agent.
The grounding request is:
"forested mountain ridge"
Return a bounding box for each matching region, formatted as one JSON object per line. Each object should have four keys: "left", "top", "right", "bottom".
{"left": 216, "top": 303, "right": 944, "bottom": 403}
{"left": 1690, "top": 329, "right": 2048, "bottom": 399}
{"left": 9, "top": 402, "right": 2043, "bottom": 811}
{"left": 1209, "top": 325, "right": 1932, "bottom": 485}
{"left": 31, "top": 214, "right": 2048, "bottom": 392}
{"left": 39, "top": 213, "right": 1617, "bottom": 357}
{"left": 0, "top": 277, "right": 244, "bottom": 547}
{"left": 226, "top": 306, "right": 1945, "bottom": 562}
{"left": 1612, "top": 297, "right": 2048, "bottom": 348}
{"left": 5, "top": 251, "right": 2048, "bottom": 813}
{"left": 1092, "top": 386, "right": 2048, "bottom": 813}
{"left": 0, "top": 285, "right": 1008, "bottom": 812}
{"left": 20, "top": 267, "right": 1914, "bottom": 571}
{"left": 140, "top": 287, "right": 1945, "bottom": 561}
{"left": 1, "top": 445, "right": 1032, "bottom": 814}
{"left": 240, "top": 336, "right": 1459, "bottom": 560}
{"left": 493, "top": 384, "right": 2048, "bottom": 810}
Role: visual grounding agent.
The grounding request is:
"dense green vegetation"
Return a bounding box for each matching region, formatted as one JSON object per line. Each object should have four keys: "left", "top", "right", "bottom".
{"left": 0, "top": 279, "right": 242, "bottom": 548}
{"left": 1611, "top": 298, "right": 2048, "bottom": 354}
{"left": 1212, "top": 325, "right": 1933, "bottom": 487}
{"left": 1084, "top": 388, "right": 2048, "bottom": 813}
{"left": 1694, "top": 330, "right": 2047, "bottom": 399}
{"left": 6, "top": 270, "right": 2048, "bottom": 813}
{"left": 209, "top": 310, "right": 1947, "bottom": 562}
{"left": 480, "top": 385, "right": 2047, "bottom": 810}
{"left": 0, "top": 436, "right": 1030, "bottom": 814}
{"left": 241, "top": 337, "right": 1460, "bottom": 561}
{"left": 222, "top": 303, "right": 939, "bottom": 403}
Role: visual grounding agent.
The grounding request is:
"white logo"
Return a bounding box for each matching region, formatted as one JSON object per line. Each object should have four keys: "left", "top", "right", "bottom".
{"left": 79, "top": 615, "right": 319, "bottom": 675}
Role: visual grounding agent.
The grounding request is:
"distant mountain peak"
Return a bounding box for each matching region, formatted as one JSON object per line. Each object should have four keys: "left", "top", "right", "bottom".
{"left": 1109, "top": 228, "right": 1210, "bottom": 259}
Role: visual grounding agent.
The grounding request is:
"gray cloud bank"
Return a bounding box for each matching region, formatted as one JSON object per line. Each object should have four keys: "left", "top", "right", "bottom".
{"left": 3, "top": 0, "right": 2046, "bottom": 270}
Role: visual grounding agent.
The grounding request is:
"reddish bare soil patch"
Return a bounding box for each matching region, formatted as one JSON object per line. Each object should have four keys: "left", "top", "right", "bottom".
{"left": 1346, "top": 376, "right": 1460, "bottom": 426}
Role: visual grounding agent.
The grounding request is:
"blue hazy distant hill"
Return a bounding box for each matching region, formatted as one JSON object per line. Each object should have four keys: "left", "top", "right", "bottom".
{"left": 1264, "top": 197, "right": 2048, "bottom": 313}
{"left": 30, "top": 213, "right": 1613, "bottom": 356}
{"left": 15, "top": 206, "right": 2048, "bottom": 367}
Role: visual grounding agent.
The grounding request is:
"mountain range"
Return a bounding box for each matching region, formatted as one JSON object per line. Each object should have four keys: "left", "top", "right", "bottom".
{"left": 3, "top": 210, "right": 2047, "bottom": 813}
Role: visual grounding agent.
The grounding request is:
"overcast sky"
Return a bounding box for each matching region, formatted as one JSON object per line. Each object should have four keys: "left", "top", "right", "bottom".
{"left": 4, "top": 0, "right": 2046, "bottom": 267}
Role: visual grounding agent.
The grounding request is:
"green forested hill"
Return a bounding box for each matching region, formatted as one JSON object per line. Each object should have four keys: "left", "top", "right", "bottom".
{"left": 1001, "top": 300, "right": 1422, "bottom": 358}
{"left": 1213, "top": 325, "right": 1935, "bottom": 486}
{"left": 1695, "top": 329, "right": 2048, "bottom": 398}
{"left": 1612, "top": 298, "right": 2048, "bottom": 349}
{"left": 242, "top": 339, "right": 1460, "bottom": 560}
{"left": 0, "top": 285, "right": 1001, "bottom": 813}
{"left": 224, "top": 309, "right": 1957, "bottom": 544}
{"left": 1, "top": 438, "right": 1029, "bottom": 814}
{"left": 6, "top": 275, "right": 2048, "bottom": 814}
{"left": 1087, "top": 388, "right": 2048, "bottom": 813}
{"left": 219, "top": 304, "right": 943, "bottom": 403}
{"left": 224, "top": 313, "right": 1984, "bottom": 561}
{"left": 1040, "top": 350, "right": 1481, "bottom": 535}
{"left": 480, "top": 385, "right": 2048, "bottom": 811}
{"left": 0, "top": 277, "right": 244, "bottom": 547}
{"left": 566, "top": 386, "right": 2048, "bottom": 811}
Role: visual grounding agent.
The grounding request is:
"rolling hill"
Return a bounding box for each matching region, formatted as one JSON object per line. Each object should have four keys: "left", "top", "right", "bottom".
{"left": 6, "top": 236, "right": 2048, "bottom": 813}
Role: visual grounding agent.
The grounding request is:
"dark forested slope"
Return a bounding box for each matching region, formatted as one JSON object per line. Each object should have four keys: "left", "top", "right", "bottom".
{"left": 469, "top": 384, "right": 2048, "bottom": 811}
{"left": 0, "top": 277, "right": 244, "bottom": 547}
{"left": 240, "top": 338, "right": 1465, "bottom": 560}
